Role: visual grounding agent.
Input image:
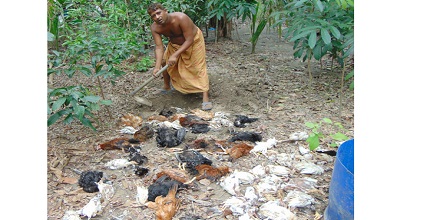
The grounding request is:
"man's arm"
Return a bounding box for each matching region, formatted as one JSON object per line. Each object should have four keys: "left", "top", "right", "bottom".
{"left": 151, "top": 25, "right": 165, "bottom": 74}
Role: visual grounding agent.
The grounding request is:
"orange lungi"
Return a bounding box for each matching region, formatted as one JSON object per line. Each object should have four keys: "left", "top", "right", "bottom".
{"left": 163, "top": 28, "right": 209, "bottom": 94}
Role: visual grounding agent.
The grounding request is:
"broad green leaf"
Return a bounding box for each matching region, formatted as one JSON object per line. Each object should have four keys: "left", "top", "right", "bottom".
{"left": 315, "top": 0, "right": 324, "bottom": 12}
{"left": 83, "top": 96, "right": 101, "bottom": 103}
{"left": 294, "top": 0, "right": 308, "bottom": 7}
{"left": 323, "top": 118, "right": 332, "bottom": 123}
{"left": 313, "top": 44, "right": 322, "bottom": 60}
{"left": 331, "top": 132, "right": 349, "bottom": 141}
{"left": 308, "top": 31, "right": 317, "bottom": 49}
{"left": 294, "top": 48, "right": 304, "bottom": 58}
{"left": 349, "top": 81, "right": 354, "bottom": 90}
{"left": 81, "top": 117, "right": 97, "bottom": 131}
{"left": 305, "top": 122, "right": 316, "bottom": 128}
{"left": 70, "top": 91, "right": 83, "bottom": 100}
{"left": 75, "top": 105, "right": 85, "bottom": 120}
{"left": 51, "top": 97, "right": 67, "bottom": 111}
{"left": 48, "top": 112, "right": 61, "bottom": 126}
{"left": 290, "top": 30, "right": 314, "bottom": 42}
{"left": 65, "top": 68, "right": 75, "bottom": 77}
{"left": 63, "top": 114, "right": 74, "bottom": 124}
{"left": 345, "top": 70, "right": 354, "bottom": 80}
{"left": 306, "top": 135, "right": 320, "bottom": 151}
{"left": 329, "top": 26, "right": 341, "bottom": 39}
{"left": 80, "top": 67, "right": 92, "bottom": 76}
{"left": 343, "top": 44, "right": 354, "bottom": 58}
{"left": 321, "top": 28, "right": 331, "bottom": 45}
{"left": 47, "top": 109, "right": 68, "bottom": 126}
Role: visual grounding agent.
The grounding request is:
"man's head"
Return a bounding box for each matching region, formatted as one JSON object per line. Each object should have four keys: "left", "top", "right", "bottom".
{"left": 147, "top": 3, "right": 165, "bottom": 14}
{"left": 147, "top": 3, "right": 168, "bottom": 24}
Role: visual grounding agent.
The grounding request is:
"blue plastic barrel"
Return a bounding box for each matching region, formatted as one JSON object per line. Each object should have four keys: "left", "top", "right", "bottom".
{"left": 324, "top": 139, "right": 354, "bottom": 220}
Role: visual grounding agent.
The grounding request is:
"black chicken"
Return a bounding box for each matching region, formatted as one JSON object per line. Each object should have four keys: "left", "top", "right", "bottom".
{"left": 174, "top": 149, "right": 213, "bottom": 175}
{"left": 229, "top": 131, "right": 262, "bottom": 143}
{"left": 233, "top": 115, "right": 258, "bottom": 128}
{"left": 78, "top": 170, "right": 103, "bottom": 193}
{"left": 156, "top": 126, "right": 187, "bottom": 148}
{"left": 147, "top": 175, "right": 187, "bottom": 202}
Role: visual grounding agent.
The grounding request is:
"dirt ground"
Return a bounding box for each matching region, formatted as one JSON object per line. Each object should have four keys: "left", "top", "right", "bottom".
{"left": 47, "top": 21, "right": 354, "bottom": 220}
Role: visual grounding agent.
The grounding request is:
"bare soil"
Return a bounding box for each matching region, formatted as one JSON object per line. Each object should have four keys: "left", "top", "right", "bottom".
{"left": 47, "top": 21, "right": 354, "bottom": 220}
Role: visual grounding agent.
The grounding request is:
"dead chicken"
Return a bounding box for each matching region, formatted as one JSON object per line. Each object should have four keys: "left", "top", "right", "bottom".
{"left": 97, "top": 137, "right": 139, "bottom": 150}
{"left": 179, "top": 114, "right": 206, "bottom": 127}
{"left": 156, "top": 126, "right": 187, "bottom": 148}
{"left": 156, "top": 168, "right": 195, "bottom": 185}
{"left": 226, "top": 142, "right": 254, "bottom": 159}
{"left": 119, "top": 113, "right": 143, "bottom": 128}
{"left": 229, "top": 131, "right": 262, "bottom": 143}
{"left": 78, "top": 170, "right": 103, "bottom": 193}
{"left": 148, "top": 115, "right": 169, "bottom": 122}
{"left": 174, "top": 149, "right": 213, "bottom": 175}
{"left": 195, "top": 164, "right": 231, "bottom": 181}
{"left": 133, "top": 124, "right": 154, "bottom": 142}
{"left": 184, "top": 138, "right": 227, "bottom": 154}
{"left": 148, "top": 174, "right": 187, "bottom": 202}
{"left": 145, "top": 184, "right": 180, "bottom": 220}
{"left": 233, "top": 115, "right": 258, "bottom": 128}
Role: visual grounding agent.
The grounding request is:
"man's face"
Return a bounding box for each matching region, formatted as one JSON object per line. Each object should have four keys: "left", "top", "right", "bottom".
{"left": 149, "top": 9, "right": 167, "bottom": 25}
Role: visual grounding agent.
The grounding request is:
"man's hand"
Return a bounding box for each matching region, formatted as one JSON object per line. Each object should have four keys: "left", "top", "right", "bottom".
{"left": 152, "top": 67, "right": 160, "bottom": 77}
{"left": 167, "top": 55, "right": 178, "bottom": 66}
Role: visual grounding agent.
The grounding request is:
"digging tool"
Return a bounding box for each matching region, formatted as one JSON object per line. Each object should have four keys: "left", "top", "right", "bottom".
{"left": 130, "top": 65, "right": 169, "bottom": 106}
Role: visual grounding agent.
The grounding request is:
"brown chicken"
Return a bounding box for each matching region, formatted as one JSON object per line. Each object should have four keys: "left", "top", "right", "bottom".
{"left": 226, "top": 142, "right": 254, "bottom": 159}
{"left": 170, "top": 113, "right": 186, "bottom": 122}
{"left": 119, "top": 113, "right": 143, "bottom": 128}
{"left": 145, "top": 184, "right": 180, "bottom": 220}
{"left": 155, "top": 169, "right": 194, "bottom": 184}
{"left": 148, "top": 115, "right": 168, "bottom": 122}
{"left": 97, "top": 137, "right": 139, "bottom": 150}
{"left": 179, "top": 114, "right": 208, "bottom": 127}
{"left": 195, "top": 164, "right": 231, "bottom": 181}
{"left": 185, "top": 138, "right": 227, "bottom": 154}
{"left": 133, "top": 124, "right": 154, "bottom": 142}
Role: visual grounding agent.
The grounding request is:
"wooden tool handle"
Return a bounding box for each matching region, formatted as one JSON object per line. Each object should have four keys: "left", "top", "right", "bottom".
{"left": 130, "top": 65, "right": 169, "bottom": 96}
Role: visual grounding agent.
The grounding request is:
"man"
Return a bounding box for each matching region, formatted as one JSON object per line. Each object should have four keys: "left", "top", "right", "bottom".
{"left": 147, "top": 3, "right": 212, "bottom": 110}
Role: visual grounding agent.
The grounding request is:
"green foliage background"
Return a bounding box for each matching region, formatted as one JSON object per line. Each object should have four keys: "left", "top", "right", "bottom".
{"left": 47, "top": 0, "right": 354, "bottom": 131}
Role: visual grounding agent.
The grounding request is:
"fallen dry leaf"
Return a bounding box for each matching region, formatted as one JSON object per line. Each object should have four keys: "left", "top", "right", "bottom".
{"left": 61, "top": 177, "right": 78, "bottom": 184}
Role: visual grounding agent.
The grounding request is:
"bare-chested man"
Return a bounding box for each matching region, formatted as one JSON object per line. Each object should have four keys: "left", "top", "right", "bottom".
{"left": 147, "top": 3, "right": 212, "bottom": 110}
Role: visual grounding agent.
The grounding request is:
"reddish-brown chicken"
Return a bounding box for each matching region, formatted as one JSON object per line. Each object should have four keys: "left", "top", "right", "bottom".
{"left": 133, "top": 124, "right": 154, "bottom": 142}
{"left": 155, "top": 169, "right": 193, "bottom": 184}
{"left": 148, "top": 115, "right": 168, "bottom": 122}
{"left": 179, "top": 115, "right": 208, "bottom": 127}
{"left": 145, "top": 184, "right": 180, "bottom": 220}
{"left": 97, "top": 137, "right": 139, "bottom": 150}
{"left": 226, "top": 142, "right": 254, "bottom": 159}
{"left": 195, "top": 164, "right": 231, "bottom": 181}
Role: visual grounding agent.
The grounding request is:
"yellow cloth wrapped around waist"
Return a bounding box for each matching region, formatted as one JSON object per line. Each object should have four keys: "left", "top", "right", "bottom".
{"left": 163, "top": 28, "right": 209, "bottom": 94}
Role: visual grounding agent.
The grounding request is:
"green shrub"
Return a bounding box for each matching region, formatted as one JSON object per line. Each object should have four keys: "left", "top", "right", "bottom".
{"left": 305, "top": 118, "right": 349, "bottom": 150}
{"left": 48, "top": 86, "right": 112, "bottom": 131}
